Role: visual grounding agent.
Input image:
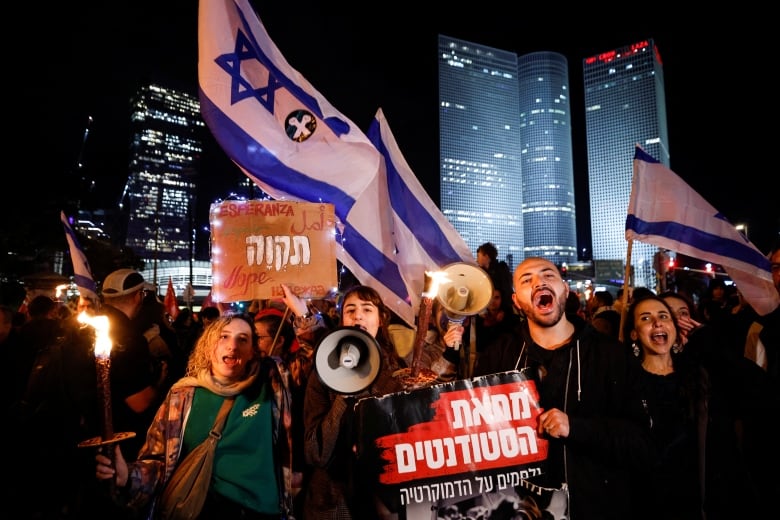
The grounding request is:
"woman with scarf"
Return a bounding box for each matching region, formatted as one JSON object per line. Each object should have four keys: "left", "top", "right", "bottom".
{"left": 95, "top": 312, "right": 296, "bottom": 520}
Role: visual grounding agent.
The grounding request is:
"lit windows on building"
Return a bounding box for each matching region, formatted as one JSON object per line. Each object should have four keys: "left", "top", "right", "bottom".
{"left": 583, "top": 39, "right": 669, "bottom": 288}
{"left": 123, "top": 84, "right": 204, "bottom": 262}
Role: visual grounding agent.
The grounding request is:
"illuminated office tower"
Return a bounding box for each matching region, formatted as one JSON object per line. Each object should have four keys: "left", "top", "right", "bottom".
{"left": 438, "top": 35, "right": 523, "bottom": 268}
{"left": 517, "top": 52, "right": 577, "bottom": 266}
{"left": 123, "top": 84, "right": 205, "bottom": 265}
{"left": 583, "top": 39, "right": 669, "bottom": 288}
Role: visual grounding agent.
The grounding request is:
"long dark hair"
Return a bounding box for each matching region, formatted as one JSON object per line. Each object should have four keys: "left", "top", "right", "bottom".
{"left": 625, "top": 293, "right": 708, "bottom": 422}
{"left": 339, "top": 285, "right": 401, "bottom": 369}
{"left": 623, "top": 293, "right": 681, "bottom": 359}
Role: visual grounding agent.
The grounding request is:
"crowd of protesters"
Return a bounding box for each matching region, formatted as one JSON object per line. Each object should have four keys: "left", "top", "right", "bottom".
{"left": 1, "top": 239, "right": 778, "bottom": 519}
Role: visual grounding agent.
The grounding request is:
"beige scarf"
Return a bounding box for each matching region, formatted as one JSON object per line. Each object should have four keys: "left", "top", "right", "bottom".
{"left": 172, "top": 361, "right": 260, "bottom": 397}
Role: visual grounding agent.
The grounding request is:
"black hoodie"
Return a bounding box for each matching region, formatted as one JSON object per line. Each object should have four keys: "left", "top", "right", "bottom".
{"left": 475, "top": 320, "right": 656, "bottom": 520}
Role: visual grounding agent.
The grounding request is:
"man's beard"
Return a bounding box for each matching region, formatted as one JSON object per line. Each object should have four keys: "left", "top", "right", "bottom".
{"left": 525, "top": 300, "right": 565, "bottom": 328}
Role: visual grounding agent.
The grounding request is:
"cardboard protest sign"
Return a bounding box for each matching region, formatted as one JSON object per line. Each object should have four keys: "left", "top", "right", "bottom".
{"left": 210, "top": 200, "right": 337, "bottom": 301}
{"left": 355, "top": 370, "right": 568, "bottom": 519}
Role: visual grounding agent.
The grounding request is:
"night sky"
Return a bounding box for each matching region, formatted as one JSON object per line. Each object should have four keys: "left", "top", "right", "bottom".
{"left": 10, "top": 2, "right": 777, "bottom": 256}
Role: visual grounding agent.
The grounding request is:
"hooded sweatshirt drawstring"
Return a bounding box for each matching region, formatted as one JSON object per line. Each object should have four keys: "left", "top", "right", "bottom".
{"left": 576, "top": 340, "right": 581, "bottom": 402}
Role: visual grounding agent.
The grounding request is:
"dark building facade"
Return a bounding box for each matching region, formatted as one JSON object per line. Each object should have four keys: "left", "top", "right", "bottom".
{"left": 123, "top": 84, "right": 204, "bottom": 266}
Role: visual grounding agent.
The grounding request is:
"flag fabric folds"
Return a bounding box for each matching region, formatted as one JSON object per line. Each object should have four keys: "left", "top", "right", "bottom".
{"left": 165, "top": 277, "right": 180, "bottom": 320}
{"left": 60, "top": 211, "right": 98, "bottom": 303}
{"left": 198, "top": 0, "right": 472, "bottom": 325}
{"left": 367, "top": 108, "right": 474, "bottom": 305}
{"left": 625, "top": 147, "right": 779, "bottom": 316}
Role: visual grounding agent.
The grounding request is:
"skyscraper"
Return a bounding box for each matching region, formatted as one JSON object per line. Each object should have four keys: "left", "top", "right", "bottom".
{"left": 583, "top": 39, "right": 669, "bottom": 288}
{"left": 438, "top": 35, "right": 523, "bottom": 268}
{"left": 517, "top": 51, "right": 577, "bottom": 266}
{"left": 122, "top": 84, "right": 205, "bottom": 268}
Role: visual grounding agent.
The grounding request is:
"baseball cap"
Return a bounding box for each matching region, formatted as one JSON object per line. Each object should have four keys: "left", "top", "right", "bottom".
{"left": 102, "top": 269, "right": 153, "bottom": 298}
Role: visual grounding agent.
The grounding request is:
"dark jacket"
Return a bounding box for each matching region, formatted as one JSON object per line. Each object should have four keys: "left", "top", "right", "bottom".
{"left": 302, "top": 334, "right": 406, "bottom": 519}
{"left": 100, "top": 304, "right": 159, "bottom": 457}
{"left": 635, "top": 323, "right": 780, "bottom": 519}
{"left": 474, "top": 321, "right": 656, "bottom": 520}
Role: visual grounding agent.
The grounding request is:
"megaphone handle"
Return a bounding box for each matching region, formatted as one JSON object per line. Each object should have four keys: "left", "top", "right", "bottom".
{"left": 446, "top": 318, "right": 464, "bottom": 351}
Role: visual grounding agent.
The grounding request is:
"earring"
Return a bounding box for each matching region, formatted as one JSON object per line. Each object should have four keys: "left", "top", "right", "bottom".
{"left": 671, "top": 343, "right": 681, "bottom": 354}
{"left": 632, "top": 342, "right": 640, "bottom": 357}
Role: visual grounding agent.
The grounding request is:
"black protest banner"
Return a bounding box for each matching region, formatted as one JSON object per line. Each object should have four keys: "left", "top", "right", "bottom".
{"left": 355, "top": 370, "right": 568, "bottom": 519}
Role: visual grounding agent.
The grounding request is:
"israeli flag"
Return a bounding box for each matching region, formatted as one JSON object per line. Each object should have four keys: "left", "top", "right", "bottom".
{"left": 198, "top": 0, "right": 472, "bottom": 325}
{"left": 626, "top": 147, "right": 778, "bottom": 316}
{"left": 61, "top": 211, "right": 98, "bottom": 303}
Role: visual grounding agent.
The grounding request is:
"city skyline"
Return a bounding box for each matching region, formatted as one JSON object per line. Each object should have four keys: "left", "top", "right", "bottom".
{"left": 584, "top": 37, "right": 668, "bottom": 289}
{"left": 438, "top": 35, "right": 526, "bottom": 265}
{"left": 12, "top": 2, "right": 777, "bottom": 257}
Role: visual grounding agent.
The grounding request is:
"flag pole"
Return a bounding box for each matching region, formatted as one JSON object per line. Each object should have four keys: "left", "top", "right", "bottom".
{"left": 618, "top": 239, "right": 634, "bottom": 343}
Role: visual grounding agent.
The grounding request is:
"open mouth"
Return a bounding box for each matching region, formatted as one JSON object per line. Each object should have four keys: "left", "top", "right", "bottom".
{"left": 650, "top": 332, "right": 668, "bottom": 344}
{"left": 222, "top": 355, "right": 241, "bottom": 367}
{"left": 533, "top": 290, "right": 554, "bottom": 309}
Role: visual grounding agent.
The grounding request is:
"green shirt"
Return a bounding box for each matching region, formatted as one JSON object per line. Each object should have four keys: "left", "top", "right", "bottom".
{"left": 184, "top": 385, "right": 279, "bottom": 514}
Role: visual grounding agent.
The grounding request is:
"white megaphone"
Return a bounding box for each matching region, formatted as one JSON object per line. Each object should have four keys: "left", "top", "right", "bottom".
{"left": 314, "top": 326, "right": 382, "bottom": 394}
{"left": 436, "top": 262, "right": 494, "bottom": 350}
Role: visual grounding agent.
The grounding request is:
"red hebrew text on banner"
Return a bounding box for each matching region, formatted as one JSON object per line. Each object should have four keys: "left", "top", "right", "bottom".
{"left": 355, "top": 371, "right": 566, "bottom": 519}
{"left": 210, "top": 200, "right": 337, "bottom": 301}
{"left": 374, "top": 380, "right": 546, "bottom": 484}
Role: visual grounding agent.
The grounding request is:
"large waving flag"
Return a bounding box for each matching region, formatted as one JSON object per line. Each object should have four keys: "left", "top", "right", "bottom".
{"left": 198, "top": 0, "right": 472, "bottom": 325}
{"left": 626, "top": 147, "right": 779, "bottom": 316}
{"left": 60, "top": 211, "right": 98, "bottom": 303}
{"left": 368, "top": 108, "right": 474, "bottom": 301}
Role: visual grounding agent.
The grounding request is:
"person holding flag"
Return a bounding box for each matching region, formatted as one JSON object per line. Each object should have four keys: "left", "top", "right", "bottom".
{"left": 623, "top": 147, "right": 780, "bottom": 514}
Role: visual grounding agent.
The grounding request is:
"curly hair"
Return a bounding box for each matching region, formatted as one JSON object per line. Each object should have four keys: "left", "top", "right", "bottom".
{"left": 184, "top": 312, "right": 259, "bottom": 377}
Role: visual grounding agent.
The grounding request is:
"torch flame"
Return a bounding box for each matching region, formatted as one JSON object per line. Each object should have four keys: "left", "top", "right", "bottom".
{"left": 422, "top": 270, "right": 450, "bottom": 298}
{"left": 78, "top": 312, "right": 112, "bottom": 358}
{"left": 55, "top": 283, "right": 69, "bottom": 300}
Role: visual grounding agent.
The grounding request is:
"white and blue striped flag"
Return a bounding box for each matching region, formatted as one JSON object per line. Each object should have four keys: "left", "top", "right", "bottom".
{"left": 198, "top": 0, "right": 472, "bottom": 325}
{"left": 626, "top": 147, "right": 779, "bottom": 316}
{"left": 60, "top": 211, "right": 98, "bottom": 303}
{"left": 368, "top": 108, "right": 474, "bottom": 307}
